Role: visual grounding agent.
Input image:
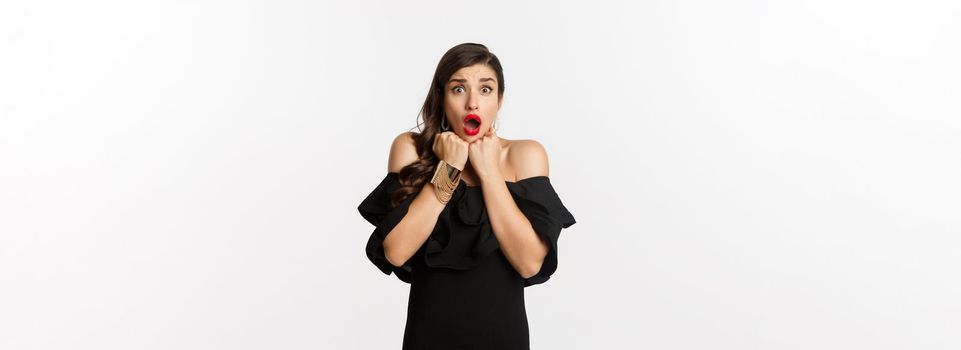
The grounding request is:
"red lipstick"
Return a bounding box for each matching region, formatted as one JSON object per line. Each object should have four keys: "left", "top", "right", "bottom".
{"left": 463, "top": 114, "right": 482, "bottom": 136}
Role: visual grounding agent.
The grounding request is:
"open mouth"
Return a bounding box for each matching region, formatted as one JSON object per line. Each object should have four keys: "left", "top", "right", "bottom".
{"left": 463, "top": 114, "right": 482, "bottom": 136}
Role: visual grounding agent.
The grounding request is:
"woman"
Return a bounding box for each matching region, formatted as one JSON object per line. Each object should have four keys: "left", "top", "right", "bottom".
{"left": 358, "top": 43, "right": 576, "bottom": 349}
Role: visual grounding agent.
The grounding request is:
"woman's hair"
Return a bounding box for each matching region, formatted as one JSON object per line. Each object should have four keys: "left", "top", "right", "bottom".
{"left": 390, "top": 43, "right": 506, "bottom": 208}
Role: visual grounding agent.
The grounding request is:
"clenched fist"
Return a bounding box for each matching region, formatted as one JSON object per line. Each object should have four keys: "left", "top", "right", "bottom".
{"left": 432, "top": 131, "right": 469, "bottom": 170}
{"left": 467, "top": 128, "right": 503, "bottom": 181}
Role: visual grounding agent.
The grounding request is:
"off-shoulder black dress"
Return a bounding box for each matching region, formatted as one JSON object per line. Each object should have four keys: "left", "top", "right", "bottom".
{"left": 358, "top": 172, "right": 576, "bottom": 350}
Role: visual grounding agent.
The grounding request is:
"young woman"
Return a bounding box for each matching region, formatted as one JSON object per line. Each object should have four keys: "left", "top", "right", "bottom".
{"left": 358, "top": 43, "right": 576, "bottom": 349}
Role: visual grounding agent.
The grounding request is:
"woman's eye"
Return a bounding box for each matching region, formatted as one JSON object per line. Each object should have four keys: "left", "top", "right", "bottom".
{"left": 481, "top": 87, "right": 492, "bottom": 93}
{"left": 452, "top": 86, "right": 464, "bottom": 93}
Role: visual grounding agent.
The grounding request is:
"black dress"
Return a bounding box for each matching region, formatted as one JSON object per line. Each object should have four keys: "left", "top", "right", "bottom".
{"left": 358, "top": 172, "right": 576, "bottom": 350}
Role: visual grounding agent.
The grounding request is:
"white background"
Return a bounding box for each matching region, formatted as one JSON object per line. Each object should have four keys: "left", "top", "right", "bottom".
{"left": 2, "top": 1, "right": 959, "bottom": 349}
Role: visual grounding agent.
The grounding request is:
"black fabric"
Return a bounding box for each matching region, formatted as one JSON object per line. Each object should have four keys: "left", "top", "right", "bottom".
{"left": 358, "top": 172, "right": 576, "bottom": 349}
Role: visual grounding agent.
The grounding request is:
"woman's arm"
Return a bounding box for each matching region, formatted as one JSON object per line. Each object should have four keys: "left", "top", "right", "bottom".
{"left": 381, "top": 132, "right": 446, "bottom": 267}
{"left": 480, "top": 140, "right": 551, "bottom": 279}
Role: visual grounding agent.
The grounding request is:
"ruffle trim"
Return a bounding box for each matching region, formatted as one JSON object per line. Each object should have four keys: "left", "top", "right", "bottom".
{"left": 358, "top": 173, "right": 576, "bottom": 286}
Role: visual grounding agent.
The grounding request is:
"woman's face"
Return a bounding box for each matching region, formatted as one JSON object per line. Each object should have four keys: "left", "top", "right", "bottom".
{"left": 443, "top": 63, "right": 502, "bottom": 142}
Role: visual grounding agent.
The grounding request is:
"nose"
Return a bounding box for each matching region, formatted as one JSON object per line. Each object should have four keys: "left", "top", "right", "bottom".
{"left": 467, "top": 90, "right": 479, "bottom": 110}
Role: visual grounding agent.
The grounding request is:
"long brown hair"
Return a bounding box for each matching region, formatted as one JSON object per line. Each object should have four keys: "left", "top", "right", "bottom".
{"left": 390, "top": 43, "right": 506, "bottom": 208}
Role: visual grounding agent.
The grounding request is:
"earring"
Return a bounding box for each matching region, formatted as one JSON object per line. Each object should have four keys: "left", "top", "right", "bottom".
{"left": 441, "top": 117, "right": 449, "bottom": 131}
{"left": 492, "top": 118, "right": 499, "bottom": 131}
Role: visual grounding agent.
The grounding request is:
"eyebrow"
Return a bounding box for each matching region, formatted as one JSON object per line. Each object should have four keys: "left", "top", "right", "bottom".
{"left": 447, "top": 77, "right": 498, "bottom": 85}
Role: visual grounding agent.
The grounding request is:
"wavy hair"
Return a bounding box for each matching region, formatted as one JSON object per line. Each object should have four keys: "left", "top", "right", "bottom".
{"left": 390, "top": 43, "right": 506, "bottom": 208}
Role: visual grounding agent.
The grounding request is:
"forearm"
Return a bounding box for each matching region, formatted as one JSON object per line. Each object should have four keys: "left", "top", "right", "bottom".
{"left": 479, "top": 174, "right": 548, "bottom": 279}
{"left": 381, "top": 182, "right": 446, "bottom": 267}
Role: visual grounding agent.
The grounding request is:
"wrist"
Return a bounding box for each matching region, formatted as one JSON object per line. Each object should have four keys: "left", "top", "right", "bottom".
{"left": 446, "top": 159, "right": 464, "bottom": 171}
{"left": 430, "top": 160, "right": 462, "bottom": 204}
{"left": 444, "top": 161, "right": 462, "bottom": 178}
{"left": 478, "top": 171, "right": 504, "bottom": 185}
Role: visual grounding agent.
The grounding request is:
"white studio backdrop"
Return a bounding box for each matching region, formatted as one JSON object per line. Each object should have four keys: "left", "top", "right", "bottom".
{"left": 1, "top": 1, "right": 959, "bottom": 349}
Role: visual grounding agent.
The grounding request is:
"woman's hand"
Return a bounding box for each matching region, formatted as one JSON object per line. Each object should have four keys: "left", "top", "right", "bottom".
{"left": 468, "top": 128, "right": 503, "bottom": 182}
{"left": 432, "top": 131, "right": 469, "bottom": 170}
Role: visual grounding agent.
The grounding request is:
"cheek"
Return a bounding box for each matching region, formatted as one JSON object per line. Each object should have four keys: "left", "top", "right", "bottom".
{"left": 483, "top": 99, "right": 499, "bottom": 113}
{"left": 443, "top": 95, "right": 457, "bottom": 108}
{"left": 443, "top": 100, "right": 457, "bottom": 116}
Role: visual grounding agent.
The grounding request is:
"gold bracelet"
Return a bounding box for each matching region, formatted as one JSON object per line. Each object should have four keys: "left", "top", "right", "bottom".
{"left": 430, "top": 160, "right": 462, "bottom": 204}
{"left": 431, "top": 160, "right": 461, "bottom": 204}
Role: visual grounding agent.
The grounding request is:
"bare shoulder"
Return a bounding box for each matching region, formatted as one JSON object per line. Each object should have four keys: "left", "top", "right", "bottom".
{"left": 388, "top": 131, "right": 419, "bottom": 173}
{"left": 506, "top": 139, "right": 549, "bottom": 180}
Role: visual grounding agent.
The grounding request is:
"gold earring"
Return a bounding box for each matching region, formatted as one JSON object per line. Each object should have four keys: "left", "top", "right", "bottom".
{"left": 441, "top": 117, "right": 449, "bottom": 131}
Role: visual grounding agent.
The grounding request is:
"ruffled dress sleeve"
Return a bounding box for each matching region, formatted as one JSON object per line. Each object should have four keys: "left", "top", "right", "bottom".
{"left": 357, "top": 172, "right": 416, "bottom": 283}
{"left": 507, "top": 176, "right": 577, "bottom": 287}
{"left": 358, "top": 172, "right": 577, "bottom": 287}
